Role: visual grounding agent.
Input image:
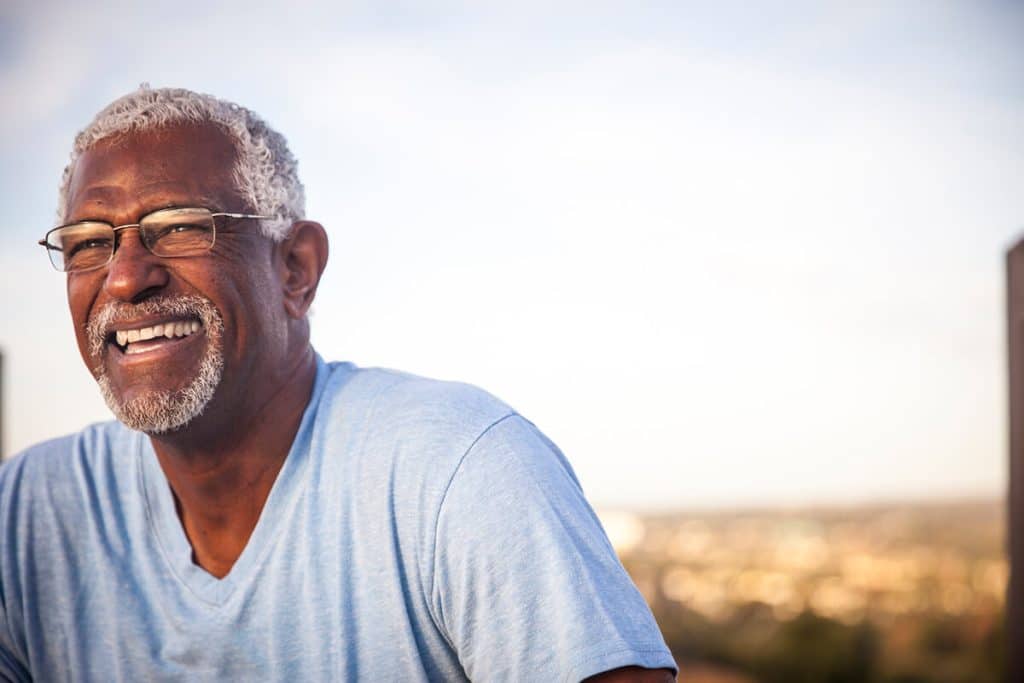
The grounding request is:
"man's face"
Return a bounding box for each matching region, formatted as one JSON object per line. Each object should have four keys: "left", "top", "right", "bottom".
{"left": 64, "top": 122, "right": 289, "bottom": 434}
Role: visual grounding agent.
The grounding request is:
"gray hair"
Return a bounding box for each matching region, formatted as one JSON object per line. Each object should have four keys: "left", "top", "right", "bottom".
{"left": 58, "top": 84, "right": 304, "bottom": 240}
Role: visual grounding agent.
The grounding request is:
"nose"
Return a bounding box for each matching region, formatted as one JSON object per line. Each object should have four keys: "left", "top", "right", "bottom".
{"left": 103, "top": 228, "right": 170, "bottom": 303}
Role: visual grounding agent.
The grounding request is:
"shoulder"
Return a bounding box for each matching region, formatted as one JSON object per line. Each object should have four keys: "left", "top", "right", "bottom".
{"left": 316, "top": 362, "right": 516, "bottom": 458}
{"left": 305, "top": 363, "right": 527, "bottom": 602}
{"left": 0, "top": 421, "right": 138, "bottom": 518}
{"left": 307, "top": 361, "right": 521, "bottom": 527}
{"left": 2, "top": 421, "right": 125, "bottom": 477}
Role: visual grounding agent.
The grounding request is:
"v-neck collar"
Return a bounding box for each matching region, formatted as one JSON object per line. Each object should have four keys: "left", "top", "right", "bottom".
{"left": 136, "top": 354, "right": 329, "bottom": 606}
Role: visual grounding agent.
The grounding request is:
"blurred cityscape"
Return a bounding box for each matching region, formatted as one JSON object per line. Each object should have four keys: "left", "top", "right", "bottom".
{"left": 599, "top": 498, "right": 1005, "bottom": 683}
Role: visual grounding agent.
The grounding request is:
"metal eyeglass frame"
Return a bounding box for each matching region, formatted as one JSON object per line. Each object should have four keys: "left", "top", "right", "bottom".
{"left": 38, "top": 208, "right": 270, "bottom": 273}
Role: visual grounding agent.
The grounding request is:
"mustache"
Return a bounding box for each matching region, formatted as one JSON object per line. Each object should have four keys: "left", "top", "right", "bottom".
{"left": 86, "top": 295, "right": 222, "bottom": 359}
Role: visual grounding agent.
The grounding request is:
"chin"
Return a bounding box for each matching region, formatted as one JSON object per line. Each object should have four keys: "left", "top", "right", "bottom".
{"left": 97, "top": 351, "right": 224, "bottom": 434}
{"left": 86, "top": 294, "right": 227, "bottom": 434}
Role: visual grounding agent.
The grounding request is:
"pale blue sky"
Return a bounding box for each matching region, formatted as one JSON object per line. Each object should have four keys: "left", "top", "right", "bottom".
{"left": 1, "top": 1, "right": 1022, "bottom": 509}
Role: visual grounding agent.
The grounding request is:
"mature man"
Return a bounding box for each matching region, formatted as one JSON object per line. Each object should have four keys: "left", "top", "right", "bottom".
{"left": 0, "top": 87, "right": 675, "bottom": 681}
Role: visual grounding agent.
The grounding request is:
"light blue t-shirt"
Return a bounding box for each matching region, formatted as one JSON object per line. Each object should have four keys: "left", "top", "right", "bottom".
{"left": 0, "top": 357, "right": 675, "bottom": 681}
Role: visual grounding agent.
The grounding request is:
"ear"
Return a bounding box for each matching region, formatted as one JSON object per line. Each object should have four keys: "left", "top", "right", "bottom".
{"left": 276, "top": 220, "right": 329, "bottom": 319}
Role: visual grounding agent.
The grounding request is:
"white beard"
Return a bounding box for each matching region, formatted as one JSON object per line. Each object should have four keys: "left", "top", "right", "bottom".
{"left": 87, "top": 295, "right": 225, "bottom": 434}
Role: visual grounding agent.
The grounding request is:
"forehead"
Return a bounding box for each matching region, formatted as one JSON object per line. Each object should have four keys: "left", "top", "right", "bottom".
{"left": 66, "top": 121, "right": 242, "bottom": 222}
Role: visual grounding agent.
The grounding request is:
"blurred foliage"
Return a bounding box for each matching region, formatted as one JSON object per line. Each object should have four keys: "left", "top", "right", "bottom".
{"left": 623, "top": 561, "right": 1004, "bottom": 683}
{"left": 612, "top": 501, "right": 1005, "bottom": 682}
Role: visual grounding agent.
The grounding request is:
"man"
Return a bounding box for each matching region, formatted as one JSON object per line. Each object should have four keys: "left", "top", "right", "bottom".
{"left": 0, "top": 86, "right": 675, "bottom": 681}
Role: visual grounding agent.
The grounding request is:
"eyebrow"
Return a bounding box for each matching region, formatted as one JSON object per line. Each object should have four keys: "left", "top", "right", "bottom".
{"left": 67, "top": 200, "right": 227, "bottom": 226}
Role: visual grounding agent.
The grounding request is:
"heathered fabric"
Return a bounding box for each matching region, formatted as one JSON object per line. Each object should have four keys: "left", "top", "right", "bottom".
{"left": 0, "top": 357, "right": 675, "bottom": 681}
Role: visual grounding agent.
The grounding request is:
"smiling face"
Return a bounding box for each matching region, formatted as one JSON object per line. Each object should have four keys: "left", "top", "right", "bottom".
{"left": 65, "top": 122, "right": 292, "bottom": 435}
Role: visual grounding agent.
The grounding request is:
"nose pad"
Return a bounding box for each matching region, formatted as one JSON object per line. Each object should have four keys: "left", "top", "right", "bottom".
{"left": 103, "top": 228, "right": 170, "bottom": 303}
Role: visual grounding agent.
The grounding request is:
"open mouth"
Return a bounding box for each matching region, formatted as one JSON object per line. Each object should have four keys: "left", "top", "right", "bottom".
{"left": 107, "top": 318, "right": 204, "bottom": 355}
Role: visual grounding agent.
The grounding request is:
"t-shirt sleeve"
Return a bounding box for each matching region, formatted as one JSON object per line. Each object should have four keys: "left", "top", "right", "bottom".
{"left": 430, "top": 415, "right": 676, "bottom": 682}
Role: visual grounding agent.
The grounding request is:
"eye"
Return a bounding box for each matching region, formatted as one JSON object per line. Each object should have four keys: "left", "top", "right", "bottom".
{"left": 144, "top": 219, "right": 215, "bottom": 256}
{"left": 167, "top": 223, "right": 202, "bottom": 234}
{"left": 67, "top": 237, "right": 113, "bottom": 257}
{"left": 148, "top": 223, "right": 204, "bottom": 241}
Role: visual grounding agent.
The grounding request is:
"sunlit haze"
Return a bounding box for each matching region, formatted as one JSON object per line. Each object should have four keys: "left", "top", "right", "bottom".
{"left": 1, "top": 1, "right": 1022, "bottom": 509}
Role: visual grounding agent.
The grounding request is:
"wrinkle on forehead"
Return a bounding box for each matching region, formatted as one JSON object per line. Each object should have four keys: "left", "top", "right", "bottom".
{"left": 65, "top": 122, "right": 244, "bottom": 223}
{"left": 69, "top": 184, "right": 227, "bottom": 222}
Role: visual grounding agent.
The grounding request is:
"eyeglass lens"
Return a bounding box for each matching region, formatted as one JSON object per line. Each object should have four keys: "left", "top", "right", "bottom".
{"left": 47, "top": 208, "right": 217, "bottom": 272}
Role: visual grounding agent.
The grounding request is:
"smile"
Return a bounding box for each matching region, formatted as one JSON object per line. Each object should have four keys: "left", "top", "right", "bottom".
{"left": 109, "top": 318, "right": 204, "bottom": 355}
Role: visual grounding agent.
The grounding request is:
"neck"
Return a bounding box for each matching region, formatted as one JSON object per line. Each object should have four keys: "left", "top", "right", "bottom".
{"left": 148, "top": 347, "right": 318, "bottom": 579}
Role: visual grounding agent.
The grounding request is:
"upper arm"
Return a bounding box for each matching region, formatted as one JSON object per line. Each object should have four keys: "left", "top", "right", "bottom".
{"left": 0, "top": 462, "right": 30, "bottom": 682}
{"left": 430, "top": 415, "right": 677, "bottom": 682}
{"left": 0, "top": 588, "right": 26, "bottom": 682}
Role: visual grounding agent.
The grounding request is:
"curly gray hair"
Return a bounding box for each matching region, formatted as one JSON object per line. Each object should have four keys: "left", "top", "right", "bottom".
{"left": 57, "top": 84, "right": 304, "bottom": 240}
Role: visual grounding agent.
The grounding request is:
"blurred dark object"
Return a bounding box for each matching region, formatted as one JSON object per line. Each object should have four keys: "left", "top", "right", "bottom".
{"left": 1006, "top": 239, "right": 1024, "bottom": 682}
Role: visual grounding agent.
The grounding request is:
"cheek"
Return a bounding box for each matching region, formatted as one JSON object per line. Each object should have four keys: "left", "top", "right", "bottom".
{"left": 214, "top": 248, "right": 281, "bottom": 305}
{"left": 67, "top": 275, "right": 99, "bottom": 338}
{"left": 66, "top": 279, "right": 101, "bottom": 371}
{"left": 199, "top": 256, "right": 282, "bottom": 334}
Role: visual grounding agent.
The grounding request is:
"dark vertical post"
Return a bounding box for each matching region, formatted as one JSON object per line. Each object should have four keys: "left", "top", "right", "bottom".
{"left": 1007, "top": 241, "right": 1024, "bottom": 679}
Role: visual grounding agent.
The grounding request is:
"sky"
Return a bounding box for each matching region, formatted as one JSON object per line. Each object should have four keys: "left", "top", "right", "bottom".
{"left": 1, "top": 1, "right": 1022, "bottom": 510}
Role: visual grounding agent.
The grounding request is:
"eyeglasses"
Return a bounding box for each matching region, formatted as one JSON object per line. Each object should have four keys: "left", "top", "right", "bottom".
{"left": 38, "top": 207, "right": 269, "bottom": 273}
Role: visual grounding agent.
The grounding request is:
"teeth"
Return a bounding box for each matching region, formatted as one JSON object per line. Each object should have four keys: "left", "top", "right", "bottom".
{"left": 114, "top": 320, "right": 202, "bottom": 350}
